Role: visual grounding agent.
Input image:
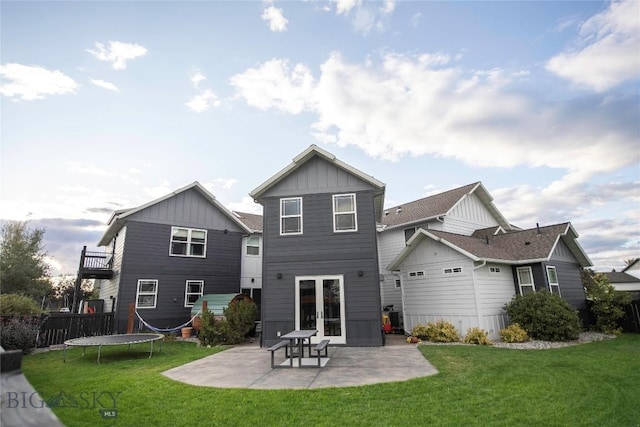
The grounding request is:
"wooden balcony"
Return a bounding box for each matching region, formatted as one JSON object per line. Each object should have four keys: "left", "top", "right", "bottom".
{"left": 78, "top": 246, "right": 114, "bottom": 280}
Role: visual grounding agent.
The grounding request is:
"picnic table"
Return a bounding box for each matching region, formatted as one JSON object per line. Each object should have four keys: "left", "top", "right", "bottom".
{"left": 281, "top": 329, "right": 317, "bottom": 365}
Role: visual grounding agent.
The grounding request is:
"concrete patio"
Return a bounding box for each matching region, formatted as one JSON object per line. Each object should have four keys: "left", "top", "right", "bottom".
{"left": 162, "top": 335, "right": 438, "bottom": 389}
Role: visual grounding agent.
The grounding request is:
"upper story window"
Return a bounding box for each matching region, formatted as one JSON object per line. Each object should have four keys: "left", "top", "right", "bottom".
{"left": 444, "top": 267, "right": 463, "bottom": 274}
{"left": 333, "top": 194, "right": 357, "bottom": 232}
{"left": 404, "top": 227, "right": 417, "bottom": 244}
{"left": 408, "top": 270, "right": 425, "bottom": 279}
{"left": 546, "top": 266, "right": 561, "bottom": 296}
{"left": 136, "top": 279, "right": 158, "bottom": 309}
{"left": 280, "top": 197, "right": 303, "bottom": 235}
{"left": 170, "top": 227, "right": 207, "bottom": 257}
{"left": 489, "top": 266, "right": 502, "bottom": 274}
{"left": 516, "top": 266, "right": 535, "bottom": 295}
{"left": 184, "top": 280, "right": 204, "bottom": 307}
{"left": 246, "top": 235, "right": 260, "bottom": 256}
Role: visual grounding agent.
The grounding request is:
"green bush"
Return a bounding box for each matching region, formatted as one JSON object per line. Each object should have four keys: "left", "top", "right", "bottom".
{"left": 582, "top": 270, "right": 632, "bottom": 334}
{"left": 418, "top": 320, "right": 460, "bottom": 343}
{"left": 504, "top": 291, "right": 581, "bottom": 341}
{"left": 463, "top": 327, "right": 492, "bottom": 345}
{"left": 499, "top": 323, "right": 529, "bottom": 343}
{"left": 0, "top": 293, "right": 42, "bottom": 315}
{"left": 0, "top": 317, "right": 39, "bottom": 353}
{"left": 198, "top": 300, "right": 258, "bottom": 346}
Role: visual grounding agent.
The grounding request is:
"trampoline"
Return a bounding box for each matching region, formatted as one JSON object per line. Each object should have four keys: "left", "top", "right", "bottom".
{"left": 63, "top": 334, "right": 164, "bottom": 364}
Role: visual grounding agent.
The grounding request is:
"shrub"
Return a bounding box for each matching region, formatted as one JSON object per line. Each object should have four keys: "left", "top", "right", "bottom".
{"left": 422, "top": 320, "right": 460, "bottom": 343}
{"left": 463, "top": 327, "right": 492, "bottom": 345}
{"left": 411, "top": 324, "right": 430, "bottom": 340}
{"left": 0, "top": 317, "right": 39, "bottom": 353}
{"left": 504, "top": 291, "right": 581, "bottom": 341}
{"left": 0, "top": 293, "right": 42, "bottom": 315}
{"left": 499, "top": 323, "right": 529, "bottom": 343}
{"left": 198, "top": 300, "right": 258, "bottom": 346}
{"left": 582, "top": 270, "right": 632, "bottom": 334}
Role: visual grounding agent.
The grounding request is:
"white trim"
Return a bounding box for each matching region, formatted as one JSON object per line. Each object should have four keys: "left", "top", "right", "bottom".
{"left": 489, "top": 266, "right": 502, "bottom": 274}
{"left": 295, "top": 275, "right": 346, "bottom": 345}
{"left": 136, "top": 279, "right": 158, "bottom": 309}
{"left": 169, "top": 227, "right": 207, "bottom": 258}
{"left": 407, "top": 270, "right": 425, "bottom": 279}
{"left": 332, "top": 193, "right": 358, "bottom": 233}
{"left": 443, "top": 267, "right": 463, "bottom": 275}
{"left": 280, "top": 197, "right": 303, "bottom": 235}
{"left": 516, "top": 267, "right": 535, "bottom": 295}
{"left": 184, "top": 280, "right": 204, "bottom": 307}
{"left": 546, "top": 266, "right": 561, "bottom": 296}
{"left": 245, "top": 235, "right": 260, "bottom": 256}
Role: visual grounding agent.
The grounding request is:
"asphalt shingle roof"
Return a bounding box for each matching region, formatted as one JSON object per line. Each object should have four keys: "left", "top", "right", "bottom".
{"left": 603, "top": 271, "right": 639, "bottom": 283}
{"left": 233, "top": 211, "right": 263, "bottom": 232}
{"left": 380, "top": 182, "right": 479, "bottom": 228}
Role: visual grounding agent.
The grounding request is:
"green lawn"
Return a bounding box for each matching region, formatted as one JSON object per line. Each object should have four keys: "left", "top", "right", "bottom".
{"left": 19, "top": 335, "right": 640, "bottom": 427}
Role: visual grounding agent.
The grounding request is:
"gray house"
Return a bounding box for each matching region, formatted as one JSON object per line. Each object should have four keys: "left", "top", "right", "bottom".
{"left": 387, "top": 222, "right": 592, "bottom": 339}
{"left": 95, "top": 182, "right": 253, "bottom": 333}
{"left": 250, "top": 145, "right": 386, "bottom": 347}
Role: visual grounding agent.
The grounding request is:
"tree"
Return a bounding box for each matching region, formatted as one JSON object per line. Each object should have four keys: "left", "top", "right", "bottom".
{"left": 0, "top": 221, "right": 52, "bottom": 300}
{"left": 50, "top": 276, "right": 94, "bottom": 310}
{"left": 581, "top": 269, "right": 632, "bottom": 334}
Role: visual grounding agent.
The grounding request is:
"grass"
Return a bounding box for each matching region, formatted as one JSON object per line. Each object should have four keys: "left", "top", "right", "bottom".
{"left": 19, "top": 335, "right": 640, "bottom": 427}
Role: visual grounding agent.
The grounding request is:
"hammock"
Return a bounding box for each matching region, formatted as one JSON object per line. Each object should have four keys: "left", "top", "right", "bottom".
{"left": 135, "top": 310, "right": 201, "bottom": 333}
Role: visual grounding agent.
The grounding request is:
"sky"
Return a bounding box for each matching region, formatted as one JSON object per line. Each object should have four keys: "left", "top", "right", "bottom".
{"left": 1, "top": 0, "right": 638, "bottom": 277}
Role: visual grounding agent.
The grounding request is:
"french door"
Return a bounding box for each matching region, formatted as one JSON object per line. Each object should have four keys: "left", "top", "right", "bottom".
{"left": 295, "top": 275, "right": 346, "bottom": 344}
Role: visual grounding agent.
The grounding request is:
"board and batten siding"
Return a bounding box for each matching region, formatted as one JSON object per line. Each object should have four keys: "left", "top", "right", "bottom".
{"left": 260, "top": 186, "right": 382, "bottom": 347}
{"left": 399, "top": 238, "right": 479, "bottom": 336}
{"left": 549, "top": 239, "right": 588, "bottom": 313}
{"left": 97, "top": 225, "right": 127, "bottom": 314}
{"left": 114, "top": 221, "right": 242, "bottom": 333}
{"left": 126, "top": 187, "right": 245, "bottom": 232}
{"left": 444, "top": 192, "right": 500, "bottom": 235}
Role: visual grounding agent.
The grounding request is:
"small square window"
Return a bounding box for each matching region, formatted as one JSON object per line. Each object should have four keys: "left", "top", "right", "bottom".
{"left": 246, "top": 236, "right": 260, "bottom": 256}
{"left": 185, "top": 280, "right": 204, "bottom": 307}
{"left": 136, "top": 279, "right": 158, "bottom": 309}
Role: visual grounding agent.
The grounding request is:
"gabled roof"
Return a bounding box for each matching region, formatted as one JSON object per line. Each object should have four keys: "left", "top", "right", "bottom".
{"left": 603, "top": 271, "right": 639, "bottom": 283}
{"left": 249, "top": 144, "right": 386, "bottom": 221}
{"left": 387, "top": 222, "right": 592, "bottom": 271}
{"left": 471, "top": 225, "right": 506, "bottom": 238}
{"left": 233, "top": 211, "right": 263, "bottom": 233}
{"left": 623, "top": 258, "right": 640, "bottom": 273}
{"left": 98, "top": 182, "right": 252, "bottom": 246}
{"left": 380, "top": 182, "right": 511, "bottom": 231}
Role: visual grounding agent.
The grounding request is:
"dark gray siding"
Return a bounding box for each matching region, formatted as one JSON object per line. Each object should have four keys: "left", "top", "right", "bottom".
{"left": 261, "top": 190, "right": 382, "bottom": 347}
{"left": 114, "top": 221, "right": 242, "bottom": 333}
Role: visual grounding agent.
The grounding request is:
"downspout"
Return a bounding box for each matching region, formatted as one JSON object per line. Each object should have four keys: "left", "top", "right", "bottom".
{"left": 471, "top": 261, "right": 486, "bottom": 335}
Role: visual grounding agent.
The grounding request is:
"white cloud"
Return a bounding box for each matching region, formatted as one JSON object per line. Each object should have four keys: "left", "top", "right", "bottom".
{"left": 0, "top": 63, "right": 77, "bottom": 100}
{"left": 185, "top": 89, "right": 220, "bottom": 113}
{"left": 205, "top": 178, "right": 238, "bottom": 191}
{"left": 231, "top": 51, "right": 638, "bottom": 193}
{"left": 90, "top": 78, "right": 120, "bottom": 92}
{"left": 87, "top": 41, "right": 148, "bottom": 70}
{"left": 227, "top": 196, "right": 263, "bottom": 215}
{"left": 190, "top": 70, "right": 206, "bottom": 88}
{"left": 230, "top": 58, "right": 314, "bottom": 114}
{"left": 546, "top": 0, "right": 640, "bottom": 92}
{"left": 261, "top": 6, "right": 288, "bottom": 32}
{"left": 331, "top": 0, "right": 395, "bottom": 34}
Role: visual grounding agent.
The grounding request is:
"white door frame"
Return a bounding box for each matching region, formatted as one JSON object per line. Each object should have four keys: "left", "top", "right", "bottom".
{"left": 295, "top": 275, "right": 346, "bottom": 345}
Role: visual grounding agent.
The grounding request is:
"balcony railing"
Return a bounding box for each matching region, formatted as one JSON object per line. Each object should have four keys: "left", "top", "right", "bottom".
{"left": 78, "top": 246, "right": 113, "bottom": 279}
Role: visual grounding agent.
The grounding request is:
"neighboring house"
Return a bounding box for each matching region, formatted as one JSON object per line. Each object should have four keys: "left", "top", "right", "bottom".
{"left": 603, "top": 258, "right": 640, "bottom": 292}
{"left": 234, "top": 211, "right": 264, "bottom": 316}
{"left": 94, "top": 182, "right": 252, "bottom": 333}
{"left": 387, "top": 222, "right": 592, "bottom": 339}
{"left": 377, "top": 182, "right": 512, "bottom": 321}
{"left": 250, "top": 145, "right": 386, "bottom": 347}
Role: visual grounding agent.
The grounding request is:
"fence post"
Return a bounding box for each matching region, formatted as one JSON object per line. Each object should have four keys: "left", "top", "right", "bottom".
{"left": 127, "top": 303, "right": 135, "bottom": 334}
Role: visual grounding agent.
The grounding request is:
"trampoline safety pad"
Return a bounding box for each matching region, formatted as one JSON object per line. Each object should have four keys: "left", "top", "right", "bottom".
{"left": 63, "top": 334, "right": 164, "bottom": 364}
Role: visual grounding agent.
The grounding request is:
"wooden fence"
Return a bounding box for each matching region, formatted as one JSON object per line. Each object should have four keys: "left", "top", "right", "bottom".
{"left": 620, "top": 301, "right": 640, "bottom": 333}
{"left": 38, "top": 312, "right": 114, "bottom": 347}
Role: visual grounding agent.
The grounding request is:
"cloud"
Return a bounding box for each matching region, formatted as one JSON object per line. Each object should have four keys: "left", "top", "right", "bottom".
{"left": 204, "top": 178, "right": 238, "bottom": 191}
{"left": 185, "top": 89, "right": 220, "bottom": 113}
{"left": 230, "top": 58, "right": 315, "bottom": 114}
{"left": 87, "top": 41, "right": 148, "bottom": 70}
{"left": 331, "top": 0, "right": 395, "bottom": 34}
{"left": 227, "top": 196, "right": 263, "bottom": 215}
{"left": 0, "top": 63, "right": 77, "bottom": 100}
{"left": 261, "top": 5, "right": 288, "bottom": 32}
{"left": 89, "top": 78, "right": 120, "bottom": 92}
{"left": 190, "top": 70, "right": 206, "bottom": 88}
{"left": 546, "top": 0, "right": 640, "bottom": 92}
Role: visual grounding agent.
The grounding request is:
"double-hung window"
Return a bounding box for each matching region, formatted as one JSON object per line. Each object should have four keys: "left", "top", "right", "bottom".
{"left": 333, "top": 194, "right": 357, "bottom": 232}
{"left": 404, "top": 227, "right": 417, "bottom": 244}
{"left": 281, "top": 197, "right": 302, "bottom": 235}
{"left": 246, "top": 235, "right": 260, "bottom": 256}
{"left": 546, "top": 266, "right": 561, "bottom": 296}
{"left": 184, "top": 280, "right": 204, "bottom": 307}
{"left": 136, "top": 279, "right": 158, "bottom": 308}
{"left": 170, "top": 227, "right": 207, "bottom": 257}
{"left": 516, "top": 267, "right": 535, "bottom": 295}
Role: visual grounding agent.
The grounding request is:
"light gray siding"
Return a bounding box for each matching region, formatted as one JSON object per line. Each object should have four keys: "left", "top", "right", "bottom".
{"left": 98, "top": 225, "right": 127, "bottom": 314}
{"left": 475, "top": 263, "right": 514, "bottom": 338}
{"left": 241, "top": 234, "right": 263, "bottom": 289}
{"left": 445, "top": 192, "right": 500, "bottom": 235}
